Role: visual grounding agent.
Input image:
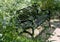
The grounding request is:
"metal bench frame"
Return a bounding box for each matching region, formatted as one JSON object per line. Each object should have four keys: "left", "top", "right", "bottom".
{"left": 16, "top": 4, "right": 51, "bottom": 38}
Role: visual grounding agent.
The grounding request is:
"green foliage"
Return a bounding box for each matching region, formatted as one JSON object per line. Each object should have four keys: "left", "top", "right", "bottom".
{"left": 32, "top": 0, "right": 60, "bottom": 10}
{"left": 0, "top": 0, "right": 60, "bottom": 42}
{"left": 0, "top": 0, "right": 32, "bottom": 42}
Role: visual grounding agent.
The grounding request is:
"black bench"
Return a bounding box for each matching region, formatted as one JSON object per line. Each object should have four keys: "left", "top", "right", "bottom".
{"left": 16, "top": 4, "right": 51, "bottom": 38}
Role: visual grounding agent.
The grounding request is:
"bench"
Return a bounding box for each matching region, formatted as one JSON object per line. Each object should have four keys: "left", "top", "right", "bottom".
{"left": 16, "top": 4, "right": 51, "bottom": 38}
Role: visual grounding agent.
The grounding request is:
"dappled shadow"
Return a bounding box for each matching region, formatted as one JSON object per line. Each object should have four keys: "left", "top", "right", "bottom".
{"left": 50, "top": 19, "right": 60, "bottom": 28}
{"left": 35, "top": 19, "right": 60, "bottom": 42}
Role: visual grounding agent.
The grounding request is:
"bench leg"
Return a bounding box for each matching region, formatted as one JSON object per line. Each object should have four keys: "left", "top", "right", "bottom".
{"left": 19, "top": 30, "right": 33, "bottom": 36}
{"left": 47, "top": 18, "right": 51, "bottom": 28}
{"left": 48, "top": 20, "right": 51, "bottom": 27}
{"left": 32, "top": 28, "right": 34, "bottom": 38}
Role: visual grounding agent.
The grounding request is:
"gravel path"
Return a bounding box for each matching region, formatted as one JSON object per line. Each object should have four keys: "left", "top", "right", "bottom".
{"left": 22, "top": 19, "right": 60, "bottom": 42}
{"left": 35, "top": 19, "right": 60, "bottom": 42}
{"left": 48, "top": 19, "right": 60, "bottom": 42}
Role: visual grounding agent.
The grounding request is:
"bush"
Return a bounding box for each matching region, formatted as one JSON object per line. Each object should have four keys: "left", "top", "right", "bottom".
{"left": 0, "top": 0, "right": 60, "bottom": 42}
